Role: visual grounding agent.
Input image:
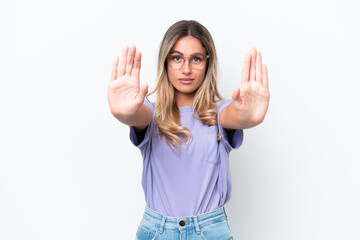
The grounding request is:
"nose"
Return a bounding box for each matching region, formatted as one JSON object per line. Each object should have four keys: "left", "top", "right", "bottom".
{"left": 182, "top": 59, "right": 192, "bottom": 74}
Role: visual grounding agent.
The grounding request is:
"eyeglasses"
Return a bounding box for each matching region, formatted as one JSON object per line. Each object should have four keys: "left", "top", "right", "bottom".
{"left": 167, "top": 53, "right": 209, "bottom": 70}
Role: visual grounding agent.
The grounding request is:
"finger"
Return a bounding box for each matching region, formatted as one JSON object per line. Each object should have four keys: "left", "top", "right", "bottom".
{"left": 111, "top": 56, "right": 119, "bottom": 81}
{"left": 132, "top": 50, "right": 142, "bottom": 80}
{"left": 231, "top": 88, "right": 240, "bottom": 102}
{"left": 256, "top": 50, "right": 262, "bottom": 82}
{"left": 137, "top": 82, "right": 149, "bottom": 102}
{"left": 118, "top": 46, "right": 129, "bottom": 78}
{"left": 241, "top": 52, "right": 251, "bottom": 83}
{"left": 250, "top": 47, "right": 257, "bottom": 81}
{"left": 262, "top": 64, "right": 269, "bottom": 88}
{"left": 125, "top": 45, "right": 136, "bottom": 75}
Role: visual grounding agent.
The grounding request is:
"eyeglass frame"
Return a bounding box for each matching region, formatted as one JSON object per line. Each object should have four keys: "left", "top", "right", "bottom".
{"left": 166, "top": 53, "right": 210, "bottom": 70}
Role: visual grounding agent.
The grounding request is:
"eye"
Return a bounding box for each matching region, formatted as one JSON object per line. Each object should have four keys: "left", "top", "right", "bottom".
{"left": 171, "top": 55, "right": 183, "bottom": 62}
{"left": 191, "top": 56, "right": 203, "bottom": 63}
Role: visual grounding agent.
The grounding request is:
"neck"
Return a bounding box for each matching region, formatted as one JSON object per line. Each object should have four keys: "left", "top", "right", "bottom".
{"left": 176, "top": 92, "right": 194, "bottom": 107}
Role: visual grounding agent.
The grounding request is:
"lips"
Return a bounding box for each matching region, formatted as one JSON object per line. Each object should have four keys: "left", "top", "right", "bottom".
{"left": 179, "top": 78, "right": 194, "bottom": 84}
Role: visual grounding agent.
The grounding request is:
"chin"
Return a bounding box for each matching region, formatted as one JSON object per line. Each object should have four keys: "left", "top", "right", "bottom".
{"left": 176, "top": 86, "right": 199, "bottom": 94}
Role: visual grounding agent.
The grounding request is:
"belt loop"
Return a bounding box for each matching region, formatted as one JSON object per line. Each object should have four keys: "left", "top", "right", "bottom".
{"left": 193, "top": 216, "right": 201, "bottom": 235}
{"left": 223, "top": 207, "right": 228, "bottom": 219}
{"left": 159, "top": 216, "right": 166, "bottom": 233}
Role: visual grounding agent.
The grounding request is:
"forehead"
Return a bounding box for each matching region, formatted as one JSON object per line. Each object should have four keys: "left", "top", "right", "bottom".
{"left": 171, "top": 36, "right": 206, "bottom": 55}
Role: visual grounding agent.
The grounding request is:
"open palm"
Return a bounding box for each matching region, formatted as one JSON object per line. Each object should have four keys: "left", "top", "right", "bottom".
{"left": 231, "top": 47, "right": 270, "bottom": 124}
{"left": 108, "top": 46, "right": 148, "bottom": 117}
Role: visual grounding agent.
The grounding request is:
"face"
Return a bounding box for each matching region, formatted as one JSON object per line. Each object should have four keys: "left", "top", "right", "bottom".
{"left": 167, "top": 36, "right": 207, "bottom": 103}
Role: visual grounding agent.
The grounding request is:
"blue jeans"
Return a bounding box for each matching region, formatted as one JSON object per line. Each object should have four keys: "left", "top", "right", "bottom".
{"left": 136, "top": 206, "right": 233, "bottom": 240}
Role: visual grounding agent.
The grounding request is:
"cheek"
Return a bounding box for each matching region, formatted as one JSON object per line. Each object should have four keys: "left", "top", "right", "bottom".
{"left": 197, "top": 71, "right": 206, "bottom": 83}
{"left": 167, "top": 68, "right": 177, "bottom": 85}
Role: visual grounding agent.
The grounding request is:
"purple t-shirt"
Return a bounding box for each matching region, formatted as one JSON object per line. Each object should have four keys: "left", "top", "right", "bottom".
{"left": 129, "top": 99, "right": 243, "bottom": 217}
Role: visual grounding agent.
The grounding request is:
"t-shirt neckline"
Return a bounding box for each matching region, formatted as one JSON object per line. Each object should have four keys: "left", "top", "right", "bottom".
{"left": 178, "top": 105, "right": 193, "bottom": 113}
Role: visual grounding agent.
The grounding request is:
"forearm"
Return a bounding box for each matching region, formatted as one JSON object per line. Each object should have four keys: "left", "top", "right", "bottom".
{"left": 220, "top": 102, "right": 262, "bottom": 130}
{"left": 112, "top": 104, "right": 151, "bottom": 129}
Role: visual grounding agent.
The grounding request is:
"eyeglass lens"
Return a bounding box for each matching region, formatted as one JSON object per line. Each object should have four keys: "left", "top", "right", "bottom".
{"left": 168, "top": 54, "right": 207, "bottom": 70}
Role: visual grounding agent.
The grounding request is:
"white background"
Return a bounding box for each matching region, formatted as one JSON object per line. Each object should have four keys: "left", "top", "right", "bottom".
{"left": 1, "top": 0, "right": 359, "bottom": 239}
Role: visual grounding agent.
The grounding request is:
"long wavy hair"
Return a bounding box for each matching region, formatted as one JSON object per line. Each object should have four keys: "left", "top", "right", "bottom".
{"left": 147, "top": 20, "right": 223, "bottom": 153}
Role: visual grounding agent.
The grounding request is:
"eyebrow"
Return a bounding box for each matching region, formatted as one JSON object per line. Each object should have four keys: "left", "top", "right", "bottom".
{"left": 169, "top": 50, "right": 206, "bottom": 57}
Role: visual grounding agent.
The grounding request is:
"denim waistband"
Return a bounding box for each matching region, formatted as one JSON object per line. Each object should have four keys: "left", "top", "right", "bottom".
{"left": 142, "top": 206, "right": 228, "bottom": 234}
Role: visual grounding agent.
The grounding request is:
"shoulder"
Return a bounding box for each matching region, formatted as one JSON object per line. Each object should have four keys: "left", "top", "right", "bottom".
{"left": 143, "top": 99, "right": 156, "bottom": 114}
{"left": 215, "top": 99, "right": 233, "bottom": 112}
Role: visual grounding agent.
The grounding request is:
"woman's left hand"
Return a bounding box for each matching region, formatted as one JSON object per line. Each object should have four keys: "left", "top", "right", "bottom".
{"left": 231, "top": 47, "right": 270, "bottom": 126}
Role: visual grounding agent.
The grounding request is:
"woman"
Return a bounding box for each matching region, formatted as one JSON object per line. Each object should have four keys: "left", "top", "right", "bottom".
{"left": 108, "top": 20, "right": 269, "bottom": 240}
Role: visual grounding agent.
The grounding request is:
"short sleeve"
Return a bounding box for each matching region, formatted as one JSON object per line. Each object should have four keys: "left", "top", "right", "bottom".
{"left": 129, "top": 100, "right": 155, "bottom": 149}
{"left": 216, "top": 99, "right": 244, "bottom": 152}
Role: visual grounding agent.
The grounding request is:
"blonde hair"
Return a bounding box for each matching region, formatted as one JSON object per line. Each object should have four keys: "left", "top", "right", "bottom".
{"left": 147, "top": 20, "right": 223, "bottom": 153}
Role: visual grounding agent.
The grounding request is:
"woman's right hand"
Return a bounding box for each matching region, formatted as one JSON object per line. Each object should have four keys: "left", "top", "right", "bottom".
{"left": 108, "top": 46, "right": 149, "bottom": 118}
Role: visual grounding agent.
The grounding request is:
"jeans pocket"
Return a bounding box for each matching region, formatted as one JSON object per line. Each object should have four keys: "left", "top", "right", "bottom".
{"left": 149, "top": 228, "right": 159, "bottom": 240}
{"left": 136, "top": 225, "right": 150, "bottom": 240}
{"left": 200, "top": 218, "right": 233, "bottom": 240}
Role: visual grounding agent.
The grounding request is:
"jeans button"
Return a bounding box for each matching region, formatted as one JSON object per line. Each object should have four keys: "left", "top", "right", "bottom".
{"left": 179, "top": 220, "right": 185, "bottom": 226}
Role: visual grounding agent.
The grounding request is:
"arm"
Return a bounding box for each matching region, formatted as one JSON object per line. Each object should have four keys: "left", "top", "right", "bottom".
{"left": 220, "top": 102, "right": 259, "bottom": 130}
{"left": 220, "top": 47, "right": 270, "bottom": 130}
{"left": 112, "top": 104, "right": 151, "bottom": 130}
{"left": 108, "top": 45, "right": 151, "bottom": 131}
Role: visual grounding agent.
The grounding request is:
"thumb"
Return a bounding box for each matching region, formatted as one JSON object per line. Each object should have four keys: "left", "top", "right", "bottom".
{"left": 232, "top": 88, "right": 240, "bottom": 101}
{"left": 137, "top": 82, "right": 149, "bottom": 101}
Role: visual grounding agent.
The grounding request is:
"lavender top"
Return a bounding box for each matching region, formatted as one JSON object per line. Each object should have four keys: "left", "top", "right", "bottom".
{"left": 129, "top": 99, "right": 243, "bottom": 217}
